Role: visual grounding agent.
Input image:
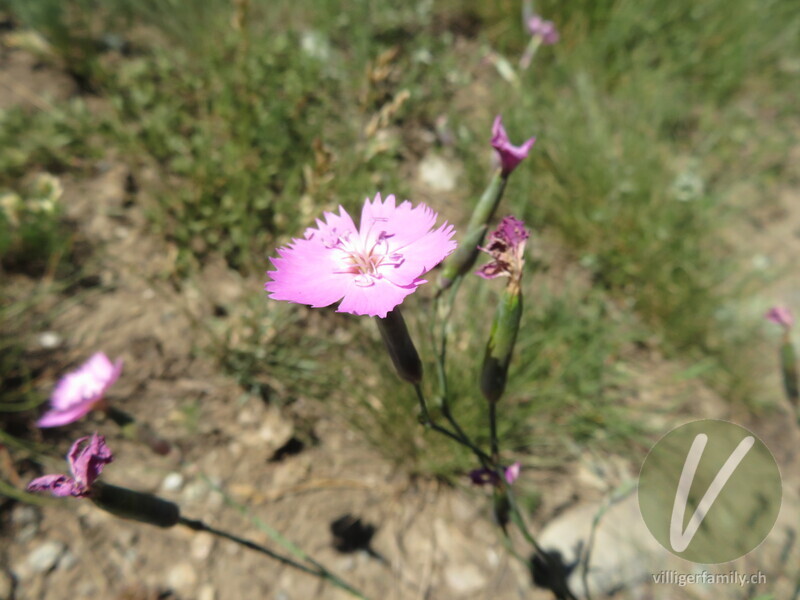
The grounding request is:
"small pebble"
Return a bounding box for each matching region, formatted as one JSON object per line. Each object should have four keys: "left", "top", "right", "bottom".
{"left": 11, "top": 505, "right": 38, "bottom": 527}
{"left": 190, "top": 532, "right": 214, "bottom": 562}
{"left": 166, "top": 562, "right": 197, "bottom": 590}
{"left": 25, "top": 540, "right": 66, "bottom": 575}
{"left": 182, "top": 480, "right": 209, "bottom": 504}
{"left": 417, "top": 153, "right": 458, "bottom": 192}
{"left": 37, "top": 331, "right": 62, "bottom": 349}
{"left": 58, "top": 550, "right": 77, "bottom": 571}
{"left": 444, "top": 563, "right": 487, "bottom": 595}
{"left": 18, "top": 523, "right": 38, "bottom": 544}
{"left": 197, "top": 583, "right": 216, "bottom": 600}
{"left": 161, "top": 472, "right": 184, "bottom": 493}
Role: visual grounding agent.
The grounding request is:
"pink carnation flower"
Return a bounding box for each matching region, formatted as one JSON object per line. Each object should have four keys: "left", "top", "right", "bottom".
{"left": 527, "top": 15, "right": 560, "bottom": 45}
{"left": 266, "top": 193, "right": 457, "bottom": 318}
{"left": 37, "top": 353, "right": 123, "bottom": 428}
{"left": 765, "top": 306, "right": 794, "bottom": 331}
{"left": 491, "top": 116, "right": 536, "bottom": 176}
{"left": 27, "top": 433, "right": 113, "bottom": 498}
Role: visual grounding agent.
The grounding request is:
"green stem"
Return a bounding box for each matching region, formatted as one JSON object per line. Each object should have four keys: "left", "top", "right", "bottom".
{"left": 201, "top": 475, "right": 370, "bottom": 600}
{"left": 413, "top": 384, "right": 492, "bottom": 466}
{"left": 433, "top": 280, "right": 474, "bottom": 445}
{"left": 179, "top": 516, "right": 320, "bottom": 577}
{"left": 489, "top": 400, "right": 498, "bottom": 463}
{"left": 0, "top": 478, "right": 58, "bottom": 506}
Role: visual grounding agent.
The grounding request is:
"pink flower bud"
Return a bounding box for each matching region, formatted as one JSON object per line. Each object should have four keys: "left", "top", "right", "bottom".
{"left": 491, "top": 116, "right": 536, "bottom": 176}
{"left": 766, "top": 306, "right": 794, "bottom": 331}
{"left": 527, "top": 15, "right": 560, "bottom": 45}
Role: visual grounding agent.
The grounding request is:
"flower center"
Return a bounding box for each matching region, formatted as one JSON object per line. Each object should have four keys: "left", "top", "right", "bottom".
{"left": 327, "top": 226, "right": 404, "bottom": 286}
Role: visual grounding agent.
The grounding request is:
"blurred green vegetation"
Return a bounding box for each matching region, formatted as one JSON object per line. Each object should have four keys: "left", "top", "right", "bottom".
{"left": 1, "top": 0, "right": 798, "bottom": 477}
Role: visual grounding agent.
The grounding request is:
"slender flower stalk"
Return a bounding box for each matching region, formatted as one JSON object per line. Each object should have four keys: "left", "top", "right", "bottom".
{"left": 780, "top": 342, "right": 799, "bottom": 406}
{"left": 438, "top": 222, "right": 491, "bottom": 291}
{"left": 766, "top": 306, "right": 798, "bottom": 408}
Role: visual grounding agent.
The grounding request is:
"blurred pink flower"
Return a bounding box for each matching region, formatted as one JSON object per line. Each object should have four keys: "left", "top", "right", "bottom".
{"left": 527, "top": 15, "right": 559, "bottom": 45}
{"left": 766, "top": 306, "right": 794, "bottom": 330}
{"left": 469, "top": 462, "right": 521, "bottom": 486}
{"left": 37, "top": 353, "right": 123, "bottom": 428}
{"left": 491, "top": 116, "right": 536, "bottom": 176}
{"left": 266, "top": 193, "right": 457, "bottom": 318}
{"left": 27, "top": 433, "right": 113, "bottom": 498}
{"left": 504, "top": 461, "right": 521, "bottom": 484}
{"left": 477, "top": 216, "right": 530, "bottom": 281}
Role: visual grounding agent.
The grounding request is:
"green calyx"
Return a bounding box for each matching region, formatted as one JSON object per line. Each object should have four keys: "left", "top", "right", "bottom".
{"left": 781, "top": 341, "right": 799, "bottom": 406}
{"left": 481, "top": 287, "right": 522, "bottom": 403}
{"left": 375, "top": 308, "right": 423, "bottom": 385}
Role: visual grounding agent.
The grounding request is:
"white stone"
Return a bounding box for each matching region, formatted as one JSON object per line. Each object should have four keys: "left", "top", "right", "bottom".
{"left": 37, "top": 331, "right": 62, "bottom": 349}
{"left": 417, "top": 153, "right": 458, "bottom": 192}
{"left": 166, "top": 562, "right": 197, "bottom": 591}
{"left": 190, "top": 532, "right": 215, "bottom": 562}
{"left": 24, "top": 540, "right": 66, "bottom": 575}
{"left": 18, "top": 523, "right": 38, "bottom": 544}
{"left": 11, "top": 505, "right": 38, "bottom": 527}
{"left": 538, "top": 492, "right": 673, "bottom": 599}
{"left": 161, "top": 472, "right": 184, "bottom": 493}
{"left": 444, "top": 563, "right": 487, "bottom": 595}
{"left": 58, "top": 550, "right": 77, "bottom": 571}
{"left": 197, "top": 584, "right": 216, "bottom": 600}
{"left": 182, "top": 480, "right": 209, "bottom": 504}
